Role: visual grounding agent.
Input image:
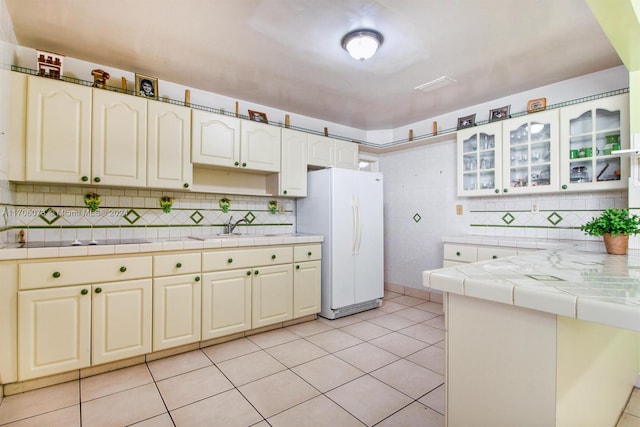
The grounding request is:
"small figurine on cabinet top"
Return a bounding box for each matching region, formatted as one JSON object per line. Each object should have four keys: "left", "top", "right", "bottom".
{"left": 91, "top": 69, "right": 110, "bottom": 89}
{"left": 37, "top": 50, "right": 64, "bottom": 79}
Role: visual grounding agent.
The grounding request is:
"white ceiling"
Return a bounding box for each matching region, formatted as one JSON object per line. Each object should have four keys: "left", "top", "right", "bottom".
{"left": 5, "top": 0, "right": 622, "bottom": 131}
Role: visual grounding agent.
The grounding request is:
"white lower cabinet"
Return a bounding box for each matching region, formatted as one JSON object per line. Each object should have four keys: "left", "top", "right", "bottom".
{"left": 153, "top": 275, "right": 201, "bottom": 351}
{"left": 201, "top": 269, "right": 252, "bottom": 340}
{"left": 443, "top": 243, "right": 529, "bottom": 267}
{"left": 293, "top": 244, "right": 322, "bottom": 318}
{"left": 251, "top": 264, "right": 293, "bottom": 328}
{"left": 18, "top": 278, "right": 152, "bottom": 380}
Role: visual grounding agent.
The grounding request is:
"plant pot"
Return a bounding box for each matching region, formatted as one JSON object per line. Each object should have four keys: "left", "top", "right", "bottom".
{"left": 603, "top": 233, "right": 629, "bottom": 255}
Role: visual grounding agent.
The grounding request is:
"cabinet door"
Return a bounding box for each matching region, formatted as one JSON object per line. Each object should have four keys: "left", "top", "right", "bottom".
{"left": 560, "top": 94, "right": 629, "bottom": 192}
{"left": 91, "top": 279, "right": 152, "bottom": 365}
{"left": 457, "top": 122, "right": 502, "bottom": 196}
{"left": 18, "top": 285, "right": 91, "bottom": 380}
{"left": 308, "top": 135, "right": 335, "bottom": 167}
{"left": 241, "top": 120, "right": 281, "bottom": 172}
{"left": 201, "top": 269, "right": 252, "bottom": 340}
{"left": 280, "top": 128, "right": 308, "bottom": 197}
{"left": 252, "top": 264, "right": 293, "bottom": 328}
{"left": 293, "top": 260, "right": 321, "bottom": 318}
{"left": 335, "top": 139, "right": 359, "bottom": 170}
{"left": 502, "top": 110, "right": 559, "bottom": 195}
{"left": 153, "top": 275, "right": 201, "bottom": 351}
{"left": 92, "top": 90, "right": 147, "bottom": 187}
{"left": 191, "top": 110, "right": 240, "bottom": 168}
{"left": 25, "top": 76, "right": 92, "bottom": 184}
{"left": 147, "top": 100, "right": 192, "bottom": 190}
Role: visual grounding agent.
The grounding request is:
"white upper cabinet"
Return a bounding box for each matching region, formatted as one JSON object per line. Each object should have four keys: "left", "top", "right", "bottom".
{"left": 457, "top": 122, "right": 503, "bottom": 196}
{"left": 240, "top": 120, "right": 281, "bottom": 172}
{"left": 24, "top": 75, "right": 92, "bottom": 184}
{"left": 275, "top": 128, "right": 308, "bottom": 197}
{"left": 92, "top": 89, "right": 147, "bottom": 187}
{"left": 559, "top": 94, "right": 629, "bottom": 192}
{"left": 147, "top": 100, "right": 192, "bottom": 190}
{"left": 334, "top": 139, "right": 359, "bottom": 170}
{"left": 308, "top": 134, "right": 358, "bottom": 170}
{"left": 191, "top": 110, "right": 241, "bottom": 168}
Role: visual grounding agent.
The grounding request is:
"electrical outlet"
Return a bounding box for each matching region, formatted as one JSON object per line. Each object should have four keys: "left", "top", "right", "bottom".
{"left": 278, "top": 204, "right": 285, "bottom": 213}
{"left": 531, "top": 203, "right": 539, "bottom": 213}
{"left": 456, "top": 205, "right": 463, "bottom": 215}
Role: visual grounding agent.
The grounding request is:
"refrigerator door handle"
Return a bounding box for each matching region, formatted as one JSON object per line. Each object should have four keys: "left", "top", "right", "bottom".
{"left": 355, "top": 198, "right": 362, "bottom": 255}
{"left": 352, "top": 197, "right": 358, "bottom": 255}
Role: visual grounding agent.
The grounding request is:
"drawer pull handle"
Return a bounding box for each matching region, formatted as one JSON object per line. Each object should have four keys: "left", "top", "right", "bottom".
{"left": 81, "top": 289, "right": 88, "bottom": 295}
{"left": 176, "top": 263, "right": 182, "bottom": 268}
{"left": 227, "top": 258, "right": 233, "bottom": 264}
{"left": 455, "top": 252, "right": 461, "bottom": 256}
{"left": 52, "top": 271, "right": 61, "bottom": 278}
{"left": 271, "top": 254, "right": 276, "bottom": 259}
{"left": 95, "top": 287, "right": 102, "bottom": 294}
{"left": 296, "top": 265, "right": 300, "bottom": 270}
{"left": 120, "top": 266, "right": 127, "bottom": 272}
{"left": 246, "top": 271, "right": 251, "bottom": 276}
{"left": 254, "top": 270, "right": 259, "bottom": 275}
{"left": 195, "top": 276, "right": 200, "bottom": 282}
{"left": 307, "top": 251, "right": 312, "bottom": 256}
{"left": 492, "top": 255, "right": 498, "bottom": 259}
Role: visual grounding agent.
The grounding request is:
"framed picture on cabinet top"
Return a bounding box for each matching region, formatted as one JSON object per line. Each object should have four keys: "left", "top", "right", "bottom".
{"left": 457, "top": 113, "right": 476, "bottom": 130}
{"left": 248, "top": 109, "right": 269, "bottom": 124}
{"left": 527, "top": 97, "right": 547, "bottom": 113}
{"left": 489, "top": 105, "right": 510, "bottom": 122}
{"left": 135, "top": 73, "right": 158, "bottom": 99}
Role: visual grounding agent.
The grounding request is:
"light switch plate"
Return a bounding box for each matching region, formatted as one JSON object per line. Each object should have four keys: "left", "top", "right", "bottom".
{"left": 456, "top": 205, "right": 463, "bottom": 215}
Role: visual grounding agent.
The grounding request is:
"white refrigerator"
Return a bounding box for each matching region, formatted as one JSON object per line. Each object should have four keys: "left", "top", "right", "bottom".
{"left": 296, "top": 168, "right": 384, "bottom": 319}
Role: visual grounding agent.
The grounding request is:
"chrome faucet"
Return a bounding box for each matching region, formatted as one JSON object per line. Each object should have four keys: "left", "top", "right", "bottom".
{"left": 226, "top": 216, "right": 248, "bottom": 234}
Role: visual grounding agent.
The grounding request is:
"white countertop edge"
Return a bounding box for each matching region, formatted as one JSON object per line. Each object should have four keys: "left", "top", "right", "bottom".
{"left": 513, "top": 286, "right": 577, "bottom": 318}
{"left": 441, "top": 235, "right": 585, "bottom": 250}
{"left": 0, "top": 235, "right": 324, "bottom": 260}
{"left": 576, "top": 298, "right": 640, "bottom": 332}
{"left": 464, "top": 278, "right": 514, "bottom": 305}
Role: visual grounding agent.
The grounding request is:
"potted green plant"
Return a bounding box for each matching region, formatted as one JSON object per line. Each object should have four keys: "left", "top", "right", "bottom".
{"left": 580, "top": 208, "right": 640, "bottom": 255}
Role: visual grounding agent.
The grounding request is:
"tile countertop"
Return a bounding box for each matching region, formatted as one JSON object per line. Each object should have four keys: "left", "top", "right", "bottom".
{"left": 0, "top": 234, "right": 324, "bottom": 261}
{"left": 441, "top": 235, "right": 599, "bottom": 250}
{"left": 424, "top": 245, "right": 640, "bottom": 332}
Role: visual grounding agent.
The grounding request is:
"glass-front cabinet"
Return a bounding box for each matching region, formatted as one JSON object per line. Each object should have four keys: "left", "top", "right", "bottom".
{"left": 559, "top": 94, "right": 628, "bottom": 192}
{"left": 457, "top": 122, "right": 502, "bottom": 196}
{"left": 501, "top": 110, "right": 559, "bottom": 195}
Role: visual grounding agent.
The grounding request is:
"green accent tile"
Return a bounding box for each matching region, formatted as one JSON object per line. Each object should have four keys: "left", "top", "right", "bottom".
{"left": 124, "top": 209, "right": 141, "bottom": 224}
{"left": 413, "top": 213, "right": 422, "bottom": 223}
{"left": 525, "top": 274, "right": 565, "bottom": 282}
{"left": 190, "top": 210, "right": 204, "bottom": 224}
{"left": 501, "top": 212, "right": 515, "bottom": 225}
{"left": 244, "top": 211, "right": 256, "bottom": 224}
{"left": 39, "top": 208, "right": 61, "bottom": 225}
{"left": 546, "top": 212, "right": 563, "bottom": 225}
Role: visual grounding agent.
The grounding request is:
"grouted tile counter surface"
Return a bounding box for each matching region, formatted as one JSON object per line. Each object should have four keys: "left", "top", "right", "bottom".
{"left": 424, "top": 245, "right": 640, "bottom": 331}
{"left": 0, "top": 234, "right": 324, "bottom": 260}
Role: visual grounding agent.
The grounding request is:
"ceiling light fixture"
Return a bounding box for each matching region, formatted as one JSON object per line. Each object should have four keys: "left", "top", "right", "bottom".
{"left": 341, "top": 29, "right": 384, "bottom": 61}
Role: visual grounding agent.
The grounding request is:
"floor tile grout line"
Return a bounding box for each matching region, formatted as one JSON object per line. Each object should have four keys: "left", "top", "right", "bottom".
{"left": 145, "top": 361, "right": 177, "bottom": 427}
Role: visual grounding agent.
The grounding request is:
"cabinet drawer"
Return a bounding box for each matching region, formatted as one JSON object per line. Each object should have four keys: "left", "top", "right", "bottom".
{"left": 477, "top": 247, "right": 517, "bottom": 261}
{"left": 153, "top": 252, "right": 201, "bottom": 277}
{"left": 19, "top": 256, "right": 152, "bottom": 290}
{"left": 294, "top": 244, "right": 321, "bottom": 262}
{"left": 202, "top": 246, "right": 293, "bottom": 271}
{"left": 443, "top": 244, "right": 477, "bottom": 263}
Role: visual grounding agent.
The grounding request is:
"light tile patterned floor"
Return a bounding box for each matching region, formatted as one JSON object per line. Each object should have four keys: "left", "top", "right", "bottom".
{"left": 0, "top": 291, "right": 445, "bottom": 427}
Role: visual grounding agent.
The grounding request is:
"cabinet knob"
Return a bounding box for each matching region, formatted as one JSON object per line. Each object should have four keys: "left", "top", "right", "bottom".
{"left": 120, "top": 266, "right": 127, "bottom": 272}
{"left": 52, "top": 271, "right": 61, "bottom": 278}
{"left": 296, "top": 265, "right": 300, "bottom": 270}
{"left": 494, "top": 189, "right": 499, "bottom": 194}
{"left": 271, "top": 254, "right": 276, "bottom": 259}
{"left": 562, "top": 184, "right": 568, "bottom": 190}
{"left": 94, "top": 177, "right": 101, "bottom": 183}
{"left": 456, "top": 251, "right": 461, "bottom": 256}
{"left": 195, "top": 276, "right": 200, "bottom": 282}
{"left": 283, "top": 190, "right": 288, "bottom": 195}
{"left": 227, "top": 258, "right": 233, "bottom": 264}
{"left": 183, "top": 183, "right": 189, "bottom": 188}
{"left": 81, "top": 289, "right": 88, "bottom": 295}
{"left": 234, "top": 161, "right": 239, "bottom": 166}
{"left": 242, "top": 162, "right": 247, "bottom": 167}
{"left": 503, "top": 188, "right": 508, "bottom": 193}
{"left": 81, "top": 176, "right": 89, "bottom": 182}
{"left": 307, "top": 251, "right": 312, "bottom": 256}
{"left": 246, "top": 271, "right": 251, "bottom": 276}
{"left": 254, "top": 270, "right": 259, "bottom": 275}
{"left": 95, "top": 287, "right": 102, "bottom": 294}
{"left": 176, "top": 262, "right": 182, "bottom": 268}
{"left": 492, "top": 255, "right": 498, "bottom": 259}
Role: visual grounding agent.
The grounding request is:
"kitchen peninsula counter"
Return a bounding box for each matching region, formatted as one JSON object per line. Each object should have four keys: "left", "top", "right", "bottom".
{"left": 423, "top": 246, "right": 640, "bottom": 427}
